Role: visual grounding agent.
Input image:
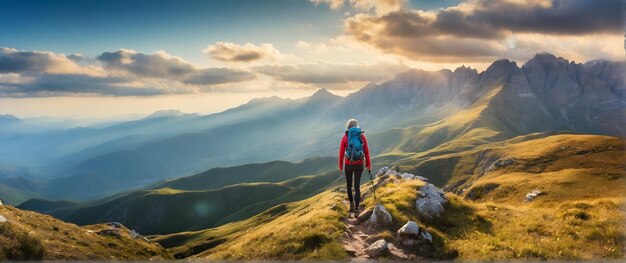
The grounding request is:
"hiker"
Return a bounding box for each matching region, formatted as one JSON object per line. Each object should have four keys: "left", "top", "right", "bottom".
{"left": 339, "top": 119, "right": 371, "bottom": 213}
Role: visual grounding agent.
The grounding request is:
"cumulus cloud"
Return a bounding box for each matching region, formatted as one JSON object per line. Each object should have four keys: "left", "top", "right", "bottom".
{"left": 0, "top": 47, "right": 99, "bottom": 75}
{"left": 0, "top": 48, "right": 257, "bottom": 97}
{"left": 344, "top": 0, "right": 624, "bottom": 62}
{"left": 203, "top": 42, "right": 279, "bottom": 62}
{"left": 311, "top": 0, "right": 344, "bottom": 10}
{"left": 347, "top": 0, "right": 404, "bottom": 14}
{"left": 311, "top": 0, "right": 405, "bottom": 13}
{"left": 254, "top": 61, "right": 408, "bottom": 86}
{"left": 97, "top": 49, "right": 196, "bottom": 79}
{"left": 0, "top": 74, "right": 165, "bottom": 97}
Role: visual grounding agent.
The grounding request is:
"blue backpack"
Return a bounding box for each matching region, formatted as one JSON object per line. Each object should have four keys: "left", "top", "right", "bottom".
{"left": 345, "top": 127, "right": 364, "bottom": 161}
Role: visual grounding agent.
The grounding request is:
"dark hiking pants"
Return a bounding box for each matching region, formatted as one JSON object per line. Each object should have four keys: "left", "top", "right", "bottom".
{"left": 345, "top": 163, "right": 363, "bottom": 206}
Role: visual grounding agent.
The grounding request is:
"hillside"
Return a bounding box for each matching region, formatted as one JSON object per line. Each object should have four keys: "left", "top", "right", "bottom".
{"left": 0, "top": 205, "right": 171, "bottom": 260}
{"left": 153, "top": 190, "right": 348, "bottom": 260}
{"left": 152, "top": 133, "right": 625, "bottom": 260}
{"left": 27, "top": 169, "right": 342, "bottom": 235}
{"left": 395, "top": 133, "right": 625, "bottom": 190}
{"left": 154, "top": 156, "right": 336, "bottom": 190}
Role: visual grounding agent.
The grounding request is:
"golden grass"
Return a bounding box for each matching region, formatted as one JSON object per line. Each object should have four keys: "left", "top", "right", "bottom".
{"left": 366, "top": 169, "right": 626, "bottom": 260}
{"left": 449, "top": 197, "right": 626, "bottom": 259}
{"left": 189, "top": 191, "right": 348, "bottom": 260}
{"left": 0, "top": 205, "right": 171, "bottom": 260}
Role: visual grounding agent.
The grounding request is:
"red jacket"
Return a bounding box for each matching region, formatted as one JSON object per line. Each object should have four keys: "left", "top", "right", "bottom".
{"left": 339, "top": 132, "right": 371, "bottom": 171}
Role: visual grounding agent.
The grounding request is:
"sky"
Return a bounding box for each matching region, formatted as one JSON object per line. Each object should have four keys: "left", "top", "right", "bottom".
{"left": 0, "top": 0, "right": 623, "bottom": 119}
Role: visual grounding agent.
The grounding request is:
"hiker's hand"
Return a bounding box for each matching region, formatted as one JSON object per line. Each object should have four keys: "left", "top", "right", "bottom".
{"left": 339, "top": 170, "right": 345, "bottom": 177}
{"left": 367, "top": 167, "right": 372, "bottom": 173}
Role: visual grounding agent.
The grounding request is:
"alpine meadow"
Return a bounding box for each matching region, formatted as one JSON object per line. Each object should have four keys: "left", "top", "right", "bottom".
{"left": 0, "top": 0, "right": 624, "bottom": 261}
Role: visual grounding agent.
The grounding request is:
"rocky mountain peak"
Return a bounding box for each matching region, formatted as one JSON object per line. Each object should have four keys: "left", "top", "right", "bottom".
{"left": 306, "top": 88, "right": 341, "bottom": 106}
{"left": 310, "top": 88, "right": 338, "bottom": 99}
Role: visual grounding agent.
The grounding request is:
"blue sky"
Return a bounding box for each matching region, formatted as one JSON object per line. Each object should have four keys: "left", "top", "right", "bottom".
{"left": 0, "top": 0, "right": 459, "bottom": 65}
{"left": 0, "top": 0, "right": 345, "bottom": 65}
{"left": 0, "top": 0, "right": 622, "bottom": 118}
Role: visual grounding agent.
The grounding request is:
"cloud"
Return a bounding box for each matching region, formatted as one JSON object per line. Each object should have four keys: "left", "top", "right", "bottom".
{"left": 347, "top": 0, "right": 404, "bottom": 14}
{"left": 467, "top": 0, "right": 623, "bottom": 35}
{"left": 311, "top": 0, "right": 405, "bottom": 13}
{"left": 344, "top": 0, "right": 624, "bottom": 62}
{"left": 254, "top": 61, "right": 408, "bottom": 86}
{"left": 0, "top": 74, "right": 165, "bottom": 97}
{"left": 0, "top": 48, "right": 258, "bottom": 97}
{"left": 311, "top": 0, "right": 344, "bottom": 10}
{"left": 203, "top": 42, "right": 279, "bottom": 62}
{"left": 0, "top": 47, "right": 99, "bottom": 75}
{"left": 296, "top": 41, "right": 329, "bottom": 53}
{"left": 97, "top": 49, "right": 196, "bottom": 78}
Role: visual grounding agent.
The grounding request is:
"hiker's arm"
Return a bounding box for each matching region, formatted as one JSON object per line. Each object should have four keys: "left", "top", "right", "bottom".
{"left": 362, "top": 134, "right": 371, "bottom": 171}
{"left": 338, "top": 135, "right": 346, "bottom": 171}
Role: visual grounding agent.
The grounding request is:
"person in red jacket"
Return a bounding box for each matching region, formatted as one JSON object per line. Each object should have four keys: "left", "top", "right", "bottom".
{"left": 339, "top": 119, "right": 371, "bottom": 212}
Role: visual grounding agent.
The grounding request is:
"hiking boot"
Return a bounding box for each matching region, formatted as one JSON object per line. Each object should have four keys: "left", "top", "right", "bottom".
{"left": 354, "top": 203, "right": 360, "bottom": 212}
{"left": 349, "top": 202, "right": 354, "bottom": 212}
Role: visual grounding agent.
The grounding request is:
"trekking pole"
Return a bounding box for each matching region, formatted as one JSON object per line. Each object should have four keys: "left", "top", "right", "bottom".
{"left": 368, "top": 169, "right": 377, "bottom": 202}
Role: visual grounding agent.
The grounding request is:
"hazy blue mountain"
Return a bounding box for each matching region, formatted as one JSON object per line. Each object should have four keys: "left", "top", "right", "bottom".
{"left": 0, "top": 114, "right": 39, "bottom": 138}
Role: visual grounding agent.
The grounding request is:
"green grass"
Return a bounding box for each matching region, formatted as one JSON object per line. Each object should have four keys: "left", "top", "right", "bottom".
{"left": 47, "top": 171, "right": 342, "bottom": 235}
{"left": 153, "top": 157, "right": 336, "bottom": 191}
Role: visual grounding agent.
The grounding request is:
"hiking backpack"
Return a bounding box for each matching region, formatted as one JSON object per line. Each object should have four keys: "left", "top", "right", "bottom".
{"left": 345, "top": 127, "right": 364, "bottom": 162}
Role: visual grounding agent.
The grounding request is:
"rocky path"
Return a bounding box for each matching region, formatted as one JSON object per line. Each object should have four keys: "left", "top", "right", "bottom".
{"left": 341, "top": 201, "right": 370, "bottom": 260}
{"left": 339, "top": 167, "right": 446, "bottom": 260}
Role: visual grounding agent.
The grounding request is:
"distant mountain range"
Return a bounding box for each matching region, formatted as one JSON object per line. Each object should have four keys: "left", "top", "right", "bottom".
{"left": 1, "top": 53, "right": 624, "bottom": 203}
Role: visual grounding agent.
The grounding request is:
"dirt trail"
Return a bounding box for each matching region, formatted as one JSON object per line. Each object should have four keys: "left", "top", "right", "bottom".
{"left": 340, "top": 201, "right": 371, "bottom": 260}
{"left": 340, "top": 200, "right": 412, "bottom": 260}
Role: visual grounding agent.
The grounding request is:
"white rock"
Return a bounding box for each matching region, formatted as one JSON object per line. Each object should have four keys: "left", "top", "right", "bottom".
{"left": 414, "top": 175, "right": 429, "bottom": 182}
{"left": 376, "top": 167, "right": 389, "bottom": 177}
{"left": 415, "top": 183, "right": 448, "bottom": 219}
{"left": 0, "top": 199, "right": 3, "bottom": 205}
{"left": 0, "top": 215, "right": 7, "bottom": 223}
{"left": 525, "top": 190, "right": 544, "bottom": 202}
{"left": 365, "top": 239, "right": 388, "bottom": 258}
{"left": 367, "top": 204, "right": 393, "bottom": 228}
{"left": 397, "top": 221, "right": 420, "bottom": 238}
{"left": 400, "top": 173, "right": 415, "bottom": 180}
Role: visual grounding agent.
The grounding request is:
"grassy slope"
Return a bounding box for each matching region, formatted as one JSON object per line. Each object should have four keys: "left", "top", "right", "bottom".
{"left": 45, "top": 171, "right": 342, "bottom": 235}
{"left": 153, "top": 156, "right": 336, "bottom": 191}
{"left": 0, "top": 205, "right": 171, "bottom": 260}
{"left": 156, "top": 133, "right": 625, "bottom": 260}
{"left": 370, "top": 86, "right": 507, "bottom": 158}
{"left": 458, "top": 134, "right": 625, "bottom": 203}
{"left": 154, "top": 190, "right": 348, "bottom": 260}
{"left": 364, "top": 133, "right": 626, "bottom": 260}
